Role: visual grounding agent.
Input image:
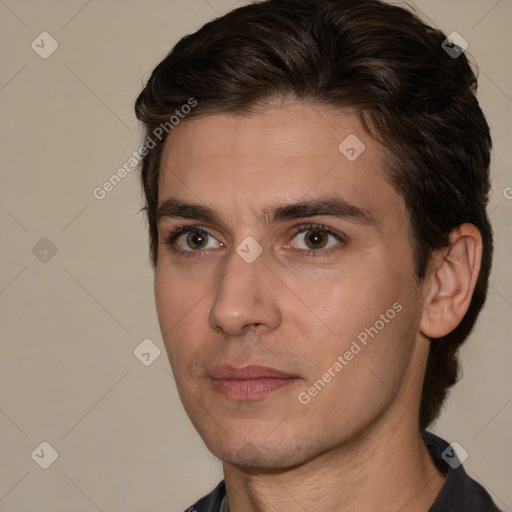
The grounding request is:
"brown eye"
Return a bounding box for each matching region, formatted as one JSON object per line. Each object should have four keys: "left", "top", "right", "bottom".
{"left": 304, "top": 229, "right": 329, "bottom": 249}
{"left": 167, "top": 228, "right": 223, "bottom": 252}
{"left": 186, "top": 230, "right": 209, "bottom": 250}
{"left": 288, "top": 224, "right": 344, "bottom": 253}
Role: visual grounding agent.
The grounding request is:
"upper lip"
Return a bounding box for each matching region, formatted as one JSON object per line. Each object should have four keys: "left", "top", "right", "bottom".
{"left": 209, "top": 364, "right": 298, "bottom": 380}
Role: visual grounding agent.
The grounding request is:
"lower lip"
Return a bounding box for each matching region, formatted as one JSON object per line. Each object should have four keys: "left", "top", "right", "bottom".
{"left": 211, "top": 378, "right": 298, "bottom": 400}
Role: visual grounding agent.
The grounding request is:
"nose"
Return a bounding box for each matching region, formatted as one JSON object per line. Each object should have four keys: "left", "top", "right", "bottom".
{"left": 208, "top": 246, "right": 282, "bottom": 337}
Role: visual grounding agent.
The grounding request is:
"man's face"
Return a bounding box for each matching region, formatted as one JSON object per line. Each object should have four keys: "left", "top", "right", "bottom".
{"left": 155, "top": 101, "right": 426, "bottom": 468}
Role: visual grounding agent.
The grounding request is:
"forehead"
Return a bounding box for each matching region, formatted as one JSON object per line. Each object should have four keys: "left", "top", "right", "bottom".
{"left": 162, "top": 102, "right": 368, "bottom": 165}
{"left": 158, "top": 101, "right": 403, "bottom": 224}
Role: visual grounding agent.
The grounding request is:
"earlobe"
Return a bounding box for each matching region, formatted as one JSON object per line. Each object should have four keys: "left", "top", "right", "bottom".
{"left": 420, "top": 224, "right": 482, "bottom": 339}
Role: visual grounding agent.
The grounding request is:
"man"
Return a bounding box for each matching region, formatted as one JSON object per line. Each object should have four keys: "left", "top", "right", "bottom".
{"left": 135, "top": 0, "right": 500, "bottom": 510}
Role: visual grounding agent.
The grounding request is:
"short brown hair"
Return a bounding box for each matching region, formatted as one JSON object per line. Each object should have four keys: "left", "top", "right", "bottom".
{"left": 135, "top": 0, "right": 493, "bottom": 430}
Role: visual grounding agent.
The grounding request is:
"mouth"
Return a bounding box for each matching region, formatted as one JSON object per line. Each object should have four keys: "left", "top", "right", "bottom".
{"left": 208, "top": 365, "right": 301, "bottom": 401}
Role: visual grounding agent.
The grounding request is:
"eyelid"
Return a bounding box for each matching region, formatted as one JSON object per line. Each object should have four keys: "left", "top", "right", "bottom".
{"left": 291, "top": 223, "right": 345, "bottom": 240}
{"left": 163, "top": 224, "right": 224, "bottom": 253}
{"left": 285, "top": 223, "right": 346, "bottom": 253}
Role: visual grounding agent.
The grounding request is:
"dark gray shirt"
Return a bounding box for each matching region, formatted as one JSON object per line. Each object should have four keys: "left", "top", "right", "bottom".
{"left": 184, "top": 431, "right": 501, "bottom": 511}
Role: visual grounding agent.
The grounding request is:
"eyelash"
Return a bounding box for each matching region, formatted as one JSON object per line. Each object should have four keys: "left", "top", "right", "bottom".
{"left": 290, "top": 223, "right": 345, "bottom": 257}
{"left": 163, "top": 225, "right": 220, "bottom": 259}
{"left": 163, "top": 223, "right": 345, "bottom": 258}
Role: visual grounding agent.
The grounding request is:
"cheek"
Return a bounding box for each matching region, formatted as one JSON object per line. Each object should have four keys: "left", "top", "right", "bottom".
{"left": 294, "top": 301, "right": 418, "bottom": 439}
{"left": 294, "top": 265, "right": 418, "bottom": 391}
{"left": 154, "top": 258, "right": 214, "bottom": 325}
{"left": 282, "top": 261, "right": 397, "bottom": 341}
{"left": 154, "top": 267, "right": 209, "bottom": 373}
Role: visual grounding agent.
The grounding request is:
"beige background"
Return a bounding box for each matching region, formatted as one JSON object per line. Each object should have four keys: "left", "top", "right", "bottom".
{"left": 0, "top": 0, "right": 511, "bottom": 510}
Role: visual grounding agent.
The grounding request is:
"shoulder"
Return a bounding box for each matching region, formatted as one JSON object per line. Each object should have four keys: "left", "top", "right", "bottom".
{"left": 182, "top": 481, "right": 226, "bottom": 512}
{"left": 422, "top": 431, "right": 502, "bottom": 512}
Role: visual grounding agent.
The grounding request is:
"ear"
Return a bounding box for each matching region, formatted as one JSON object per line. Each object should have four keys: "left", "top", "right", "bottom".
{"left": 420, "top": 224, "right": 483, "bottom": 339}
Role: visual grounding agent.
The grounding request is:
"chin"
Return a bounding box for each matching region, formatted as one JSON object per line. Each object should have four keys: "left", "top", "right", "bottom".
{"left": 222, "top": 444, "right": 308, "bottom": 470}
{"left": 203, "top": 424, "right": 315, "bottom": 470}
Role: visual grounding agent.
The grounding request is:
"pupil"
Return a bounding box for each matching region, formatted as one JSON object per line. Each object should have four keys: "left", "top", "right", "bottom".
{"left": 187, "top": 230, "right": 206, "bottom": 249}
{"left": 306, "top": 230, "right": 327, "bottom": 249}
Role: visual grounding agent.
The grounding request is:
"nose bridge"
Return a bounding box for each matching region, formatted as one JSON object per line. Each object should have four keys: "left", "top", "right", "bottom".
{"left": 208, "top": 243, "right": 281, "bottom": 335}
{"left": 221, "top": 249, "right": 260, "bottom": 298}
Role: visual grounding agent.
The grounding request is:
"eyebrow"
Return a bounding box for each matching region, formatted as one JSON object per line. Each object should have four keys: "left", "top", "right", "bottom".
{"left": 157, "top": 197, "right": 376, "bottom": 227}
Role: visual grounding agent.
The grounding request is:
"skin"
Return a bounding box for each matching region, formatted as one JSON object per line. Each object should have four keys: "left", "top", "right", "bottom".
{"left": 154, "top": 100, "right": 482, "bottom": 512}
